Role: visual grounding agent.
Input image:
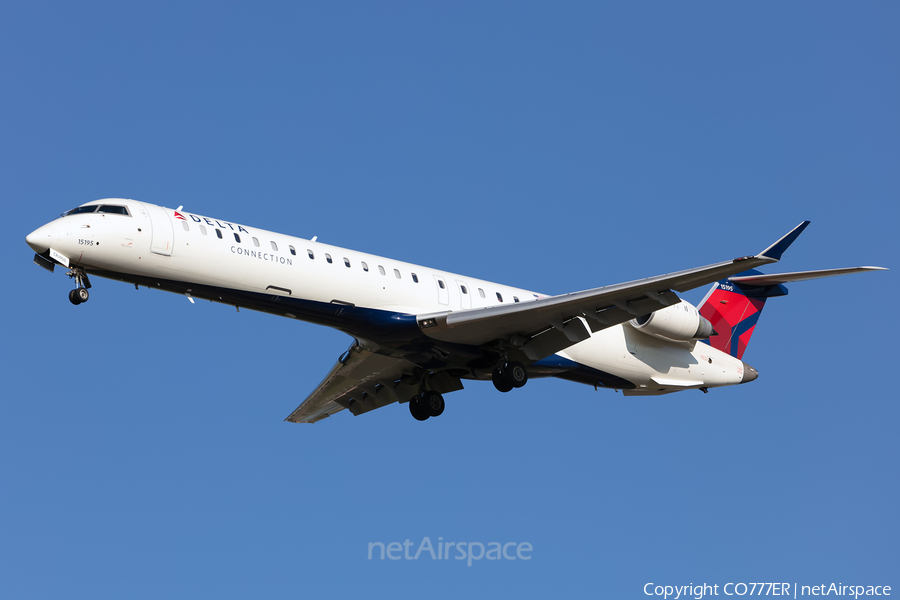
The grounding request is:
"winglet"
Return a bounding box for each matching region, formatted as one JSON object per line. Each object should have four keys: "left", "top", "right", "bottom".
{"left": 758, "top": 221, "right": 811, "bottom": 261}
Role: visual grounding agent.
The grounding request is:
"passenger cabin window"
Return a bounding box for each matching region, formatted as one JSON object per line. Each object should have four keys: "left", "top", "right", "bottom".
{"left": 496, "top": 292, "right": 503, "bottom": 302}
{"left": 378, "top": 266, "right": 386, "bottom": 275}
{"left": 361, "top": 262, "right": 369, "bottom": 272}
{"left": 478, "top": 288, "right": 485, "bottom": 298}
{"left": 271, "top": 241, "right": 278, "bottom": 251}
{"left": 325, "top": 254, "right": 333, "bottom": 264}
{"left": 200, "top": 225, "right": 207, "bottom": 235}
{"left": 412, "top": 273, "right": 418, "bottom": 283}
{"left": 97, "top": 205, "right": 130, "bottom": 215}
{"left": 65, "top": 206, "right": 98, "bottom": 216}
{"left": 289, "top": 245, "right": 296, "bottom": 255}
{"left": 252, "top": 237, "right": 260, "bottom": 247}
{"left": 307, "top": 249, "right": 314, "bottom": 259}
{"left": 438, "top": 280, "right": 446, "bottom": 289}
{"left": 233, "top": 233, "right": 241, "bottom": 243}
{"left": 344, "top": 258, "right": 351, "bottom": 268}
{"left": 393, "top": 269, "right": 401, "bottom": 279}
{"left": 461, "top": 286, "right": 468, "bottom": 294}
{"left": 182, "top": 222, "right": 190, "bottom": 232}
{"left": 215, "top": 229, "right": 223, "bottom": 239}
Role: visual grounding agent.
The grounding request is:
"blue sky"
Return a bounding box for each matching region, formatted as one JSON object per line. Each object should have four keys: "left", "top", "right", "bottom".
{"left": 2, "top": 2, "right": 897, "bottom": 598}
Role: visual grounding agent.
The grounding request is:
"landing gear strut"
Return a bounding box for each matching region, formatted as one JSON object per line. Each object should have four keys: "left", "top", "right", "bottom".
{"left": 492, "top": 361, "right": 528, "bottom": 393}
{"left": 409, "top": 390, "right": 445, "bottom": 421}
{"left": 67, "top": 267, "right": 91, "bottom": 305}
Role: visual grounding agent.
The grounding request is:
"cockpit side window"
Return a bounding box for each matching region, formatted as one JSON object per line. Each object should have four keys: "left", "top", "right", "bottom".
{"left": 65, "top": 206, "right": 98, "bottom": 216}
{"left": 97, "top": 205, "right": 130, "bottom": 216}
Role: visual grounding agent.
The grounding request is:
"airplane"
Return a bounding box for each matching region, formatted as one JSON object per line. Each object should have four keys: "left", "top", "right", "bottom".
{"left": 25, "top": 199, "right": 887, "bottom": 423}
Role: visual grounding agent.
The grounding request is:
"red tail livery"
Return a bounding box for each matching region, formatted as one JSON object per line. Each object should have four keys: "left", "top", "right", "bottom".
{"left": 697, "top": 270, "right": 787, "bottom": 359}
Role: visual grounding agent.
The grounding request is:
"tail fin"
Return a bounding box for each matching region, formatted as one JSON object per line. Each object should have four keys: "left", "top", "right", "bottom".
{"left": 698, "top": 266, "right": 887, "bottom": 359}
{"left": 697, "top": 269, "right": 788, "bottom": 360}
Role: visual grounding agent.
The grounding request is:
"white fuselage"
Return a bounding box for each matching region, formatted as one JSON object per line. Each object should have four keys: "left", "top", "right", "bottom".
{"left": 26, "top": 199, "right": 748, "bottom": 394}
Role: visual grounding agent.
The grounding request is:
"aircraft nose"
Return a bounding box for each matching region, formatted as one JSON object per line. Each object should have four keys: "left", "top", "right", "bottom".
{"left": 741, "top": 361, "right": 759, "bottom": 384}
{"left": 26, "top": 224, "right": 53, "bottom": 254}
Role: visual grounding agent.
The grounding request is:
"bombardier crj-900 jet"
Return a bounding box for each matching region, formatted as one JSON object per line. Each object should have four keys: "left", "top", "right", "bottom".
{"left": 26, "top": 200, "right": 886, "bottom": 423}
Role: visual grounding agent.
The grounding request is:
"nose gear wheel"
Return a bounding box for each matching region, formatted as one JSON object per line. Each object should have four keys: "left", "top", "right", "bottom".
{"left": 69, "top": 288, "right": 89, "bottom": 305}
{"left": 66, "top": 267, "right": 92, "bottom": 305}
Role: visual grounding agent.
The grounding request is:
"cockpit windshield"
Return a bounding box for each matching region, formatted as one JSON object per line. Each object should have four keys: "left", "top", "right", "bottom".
{"left": 98, "top": 205, "right": 130, "bottom": 215}
{"left": 65, "top": 206, "right": 97, "bottom": 216}
{"left": 64, "top": 205, "right": 130, "bottom": 217}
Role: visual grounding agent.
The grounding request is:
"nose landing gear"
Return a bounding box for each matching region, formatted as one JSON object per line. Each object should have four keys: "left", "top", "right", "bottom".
{"left": 66, "top": 267, "right": 92, "bottom": 305}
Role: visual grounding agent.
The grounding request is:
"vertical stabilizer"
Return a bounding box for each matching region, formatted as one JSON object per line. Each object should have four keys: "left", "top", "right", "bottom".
{"left": 697, "top": 269, "right": 788, "bottom": 359}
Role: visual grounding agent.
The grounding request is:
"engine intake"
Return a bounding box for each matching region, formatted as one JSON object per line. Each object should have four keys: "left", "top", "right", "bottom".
{"left": 630, "top": 300, "right": 715, "bottom": 342}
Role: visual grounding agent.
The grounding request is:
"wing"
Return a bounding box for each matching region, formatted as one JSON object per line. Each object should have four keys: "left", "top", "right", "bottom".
{"left": 416, "top": 221, "right": 811, "bottom": 362}
{"left": 285, "top": 343, "right": 422, "bottom": 424}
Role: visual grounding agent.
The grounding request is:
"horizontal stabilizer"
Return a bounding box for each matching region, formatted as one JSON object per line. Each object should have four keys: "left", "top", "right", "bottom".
{"left": 729, "top": 266, "right": 887, "bottom": 286}
{"left": 700, "top": 264, "right": 887, "bottom": 359}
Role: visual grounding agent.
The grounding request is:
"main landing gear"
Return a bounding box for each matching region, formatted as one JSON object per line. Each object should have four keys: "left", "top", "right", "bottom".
{"left": 67, "top": 267, "right": 92, "bottom": 305}
{"left": 492, "top": 361, "right": 528, "bottom": 393}
{"left": 409, "top": 390, "right": 445, "bottom": 421}
{"left": 406, "top": 363, "right": 528, "bottom": 421}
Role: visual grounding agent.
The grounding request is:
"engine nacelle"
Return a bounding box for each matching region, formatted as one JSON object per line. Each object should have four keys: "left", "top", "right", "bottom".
{"left": 629, "top": 300, "right": 715, "bottom": 342}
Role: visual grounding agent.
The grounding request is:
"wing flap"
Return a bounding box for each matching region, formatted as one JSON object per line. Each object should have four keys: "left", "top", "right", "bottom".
{"left": 285, "top": 343, "right": 419, "bottom": 424}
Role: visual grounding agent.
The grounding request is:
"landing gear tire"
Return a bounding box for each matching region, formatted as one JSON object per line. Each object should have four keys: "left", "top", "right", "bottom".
{"left": 409, "top": 396, "right": 430, "bottom": 421}
{"left": 492, "top": 368, "right": 514, "bottom": 393}
{"left": 409, "top": 391, "right": 445, "bottom": 420}
{"left": 422, "top": 390, "right": 445, "bottom": 417}
{"left": 69, "top": 288, "right": 88, "bottom": 305}
{"left": 492, "top": 361, "right": 528, "bottom": 392}
{"left": 506, "top": 361, "right": 528, "bottom": 388}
